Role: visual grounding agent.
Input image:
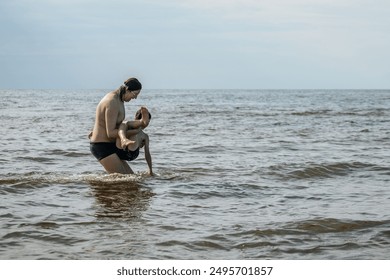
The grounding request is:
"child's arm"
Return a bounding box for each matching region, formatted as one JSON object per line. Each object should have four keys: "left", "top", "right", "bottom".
{"left": 143, "top": 134, "right": 153, "bottom": 176}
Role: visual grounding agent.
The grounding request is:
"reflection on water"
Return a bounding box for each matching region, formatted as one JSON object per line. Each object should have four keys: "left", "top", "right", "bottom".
{"left": 88, "top": 175, "right": 155, "bottom": 219}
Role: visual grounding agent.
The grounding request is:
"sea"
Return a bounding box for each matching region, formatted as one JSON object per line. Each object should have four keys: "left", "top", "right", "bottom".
{"left": 0, "top": 89, "right": 389, "bottom": 260}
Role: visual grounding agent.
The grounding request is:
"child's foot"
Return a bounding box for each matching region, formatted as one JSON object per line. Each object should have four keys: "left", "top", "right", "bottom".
{"left": 121, "top": 139, "right": 136, "bottom": 150}
{"left": 140, "top": 107, "right": 150, "bottom": 127}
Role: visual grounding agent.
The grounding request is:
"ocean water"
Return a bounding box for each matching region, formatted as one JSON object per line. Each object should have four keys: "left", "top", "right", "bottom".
{"left": 0, "top": 89, "right": 389, "bottom": 259}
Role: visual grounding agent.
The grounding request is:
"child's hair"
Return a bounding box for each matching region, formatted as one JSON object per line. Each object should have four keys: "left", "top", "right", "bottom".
{"left": 135, "top": 108, "right": 152, "bottom": 120}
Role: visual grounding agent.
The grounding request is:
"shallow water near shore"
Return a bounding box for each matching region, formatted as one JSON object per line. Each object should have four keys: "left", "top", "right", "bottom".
{"left": 1, "top": 89, "right": 389, "bottom": 259}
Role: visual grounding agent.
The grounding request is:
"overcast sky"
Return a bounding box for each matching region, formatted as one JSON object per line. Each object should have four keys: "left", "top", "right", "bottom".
{"left": 1, "top": 0, "right": 389, "bottom": 89}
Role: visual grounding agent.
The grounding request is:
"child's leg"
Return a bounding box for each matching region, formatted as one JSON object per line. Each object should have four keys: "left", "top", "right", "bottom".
{"left": 140, "top": 107, "right": 150, "bottom": 127}
{"left": 118, "top": 121, "right": 142, "bottom": 150}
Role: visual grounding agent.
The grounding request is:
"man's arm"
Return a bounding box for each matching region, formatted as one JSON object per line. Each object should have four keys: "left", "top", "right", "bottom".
{"left": 105, "top": 102, "right": 120, "bottom": 140}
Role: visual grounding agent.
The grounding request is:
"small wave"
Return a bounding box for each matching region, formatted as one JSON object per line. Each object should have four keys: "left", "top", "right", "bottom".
{"left": 0, "top": 172, "right": 80, "bottom": 191}
{"left": 290, "top": 109, "right": 388, "bottom": 117}
{"left": 84, "top": 173, "right": 145, "bottom": 187}
{"left": 230, "top": 218, "right": 389, "bottom": 237}
{"left": 0, "top": 172, "right": 151, "bottom": 192}
{"left": 2, "top": 230, "right": 84, "bottom": 246}
{"left": 191, "top": 240, "right": 228, "bottom": 250}
{"left": 288, "top": 162, "right": 369, "bottom": 179}
{"left": 156, "top": 239, "right": 228, "bottom": 251}
{"left": 32, "top": 222, "right": 60, "bottom": 229}
{"left": 45, "top": 149, "right": 90, "bottom": 158}
{"left": 16, "top": 156, "right": 56, "bottom": 163}
{"left": 337, "top": 108, "right": 388, "bottom": 117}
{"left": 270, "top": 161, "right": 374, "bottom": 180}
{"left": 291, "top": 110, "right": 332, "bottom": 116}
{"left": 287, "top": 218, "right": 389, "bottom": 234}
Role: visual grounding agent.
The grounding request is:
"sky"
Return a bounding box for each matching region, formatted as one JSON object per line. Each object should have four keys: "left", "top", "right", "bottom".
{"left": 0, "top": 0, "right": 389, "bottom": 89}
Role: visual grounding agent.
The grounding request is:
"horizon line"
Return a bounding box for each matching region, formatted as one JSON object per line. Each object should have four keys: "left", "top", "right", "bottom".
{"left": 1, "top": 88, "right": 389, "bottom": 91}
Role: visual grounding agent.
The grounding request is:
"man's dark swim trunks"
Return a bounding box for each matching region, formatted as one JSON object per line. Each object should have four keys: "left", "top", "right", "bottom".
{"left": 90, "top": 142, "right": 118, "bottom": 161}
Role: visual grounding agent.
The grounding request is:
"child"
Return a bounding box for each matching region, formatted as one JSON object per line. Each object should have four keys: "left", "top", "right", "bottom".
{"left": 116, "top": 107, "right": 153, "bottom": 175}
